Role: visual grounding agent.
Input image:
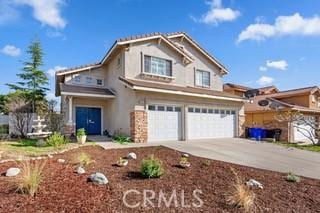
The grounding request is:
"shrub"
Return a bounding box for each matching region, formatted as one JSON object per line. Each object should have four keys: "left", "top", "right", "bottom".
{"left": 112, "top": 134, "right": 131, "bottom": 144}
{"left": 13, "top": 160, "right": 46, "bottom": 197}
{"left": 117, "top": 157, "right": 128, "bottom": 167}
{"left": 286, "top": 172, "right": 301, "bottom": 183}
{"left": 46, "top": 132, "right": 68, "bottom": 149}
{"left": 202, "top": 159, "right": 212, "bottom": 167}
{"left": 140, "top": 155, "right": 164, "bottom": 178}
{"left": 226, "top": 168, "right": 255, "bottom": 212}
{"left": 72, "top": 152, "right": 95, "bottom": 167}
{"left": 19, "top": 139, "right": 37, "bottom": 146}
{"left": 77, "top": 128, "right": 86, "bottom": 137}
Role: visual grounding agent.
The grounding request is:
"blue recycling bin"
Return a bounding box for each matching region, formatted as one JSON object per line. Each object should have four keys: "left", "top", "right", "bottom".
{"left": 249, "top": 128, "right": 264, "bottom": 141}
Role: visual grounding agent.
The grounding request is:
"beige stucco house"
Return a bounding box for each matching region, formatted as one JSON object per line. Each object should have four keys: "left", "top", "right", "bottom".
{"left": 55, "top": 32, "right": 246, "bottom": 143}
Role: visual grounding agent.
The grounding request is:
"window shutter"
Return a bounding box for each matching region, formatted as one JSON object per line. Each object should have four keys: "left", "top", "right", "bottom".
{"left": 144, "top": 55, "right": 151, "bottom": 73}
{"left": 166, "top": 60, "right": 172, "bottom": 76}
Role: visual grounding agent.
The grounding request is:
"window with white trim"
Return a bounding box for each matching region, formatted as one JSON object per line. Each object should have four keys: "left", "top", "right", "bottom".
{"left": 73, "top": 75, "right": 81, "bottom": 83}
{"left": 86, "top": 77, "right": 93, "bottom": 84}
{"left": 96, "top": 79, "right": 103, "bottom": 86}
{"left": 144, "top": 55, "right": 172, "bottom": 76}
{"left": 195, "top": 70, "right": 210, "bottom": 87}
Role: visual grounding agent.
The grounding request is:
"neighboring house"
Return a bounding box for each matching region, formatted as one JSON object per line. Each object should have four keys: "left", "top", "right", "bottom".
{"left": 224, "top": 84, "right": 320, "bottom": 142}
{"left": 223, "top": 83, "right": 279, "bottom": 97}
{"left": 55, "top": 32, "right": 246, "bottom": 143}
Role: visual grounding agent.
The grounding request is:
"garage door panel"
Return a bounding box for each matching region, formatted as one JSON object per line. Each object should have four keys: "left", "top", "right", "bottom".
{"left": 188, "top": 107, "right": 236, "bottom": 140}
{"left": 294, "top": 116, "right": 315, "bottom": 143}
{"left": 148, "top": 105, "right": 182, "bottom": 142}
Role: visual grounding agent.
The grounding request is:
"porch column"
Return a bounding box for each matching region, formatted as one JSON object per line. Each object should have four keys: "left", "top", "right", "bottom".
{"left": 68, "top": 96, "right": 73, "bottom": 123}
{"left": 63, "top": 96, "right": 75, "bottom": 136}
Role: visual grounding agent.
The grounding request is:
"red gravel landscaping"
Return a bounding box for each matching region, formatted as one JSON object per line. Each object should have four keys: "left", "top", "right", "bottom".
{"left": 0, "top": 145, "right": 319, "bottom": 212}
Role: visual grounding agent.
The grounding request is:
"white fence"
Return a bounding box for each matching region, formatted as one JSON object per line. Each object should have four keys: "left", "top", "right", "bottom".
{"left": 0, "top": 115, "right": 9, "bottom": 125}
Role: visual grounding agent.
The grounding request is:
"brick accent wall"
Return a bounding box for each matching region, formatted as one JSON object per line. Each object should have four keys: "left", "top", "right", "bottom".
{"left": 238, "top": 115, "right": 245, "bottom": 137}
{"left": 130, "top": 110, "right": 148, "bottom": 143}
{"left": 63, "top": 123, "right": 75, "bottom": 136}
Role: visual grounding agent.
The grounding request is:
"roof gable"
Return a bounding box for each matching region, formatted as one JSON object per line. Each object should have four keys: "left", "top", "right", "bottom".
{"left": 166, "top": 33, "right": 228, "bottom": 74}
{"left": 56, "top": 32, "right": 228, "bottom": 76}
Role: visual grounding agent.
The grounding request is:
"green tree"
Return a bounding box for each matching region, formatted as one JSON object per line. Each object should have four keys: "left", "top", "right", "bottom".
{"left": 7, "top": 39, "right": 49, "bottom": 113}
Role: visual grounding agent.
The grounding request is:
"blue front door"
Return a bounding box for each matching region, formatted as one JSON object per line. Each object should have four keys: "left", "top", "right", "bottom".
{"left": 76, "top": 107, "right": 101, "bottom": 135}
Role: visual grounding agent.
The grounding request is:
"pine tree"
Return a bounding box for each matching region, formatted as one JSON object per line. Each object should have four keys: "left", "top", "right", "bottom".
{"left": 7, "top": 39, "right": 49, "bottom": 113}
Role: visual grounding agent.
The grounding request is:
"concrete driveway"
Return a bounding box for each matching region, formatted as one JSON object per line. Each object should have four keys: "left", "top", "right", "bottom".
{"left": 98, "top": 138, "right": 320, "bottom": 179}
{"left": 163, "top": 138, "right": 320, "bottom": 180}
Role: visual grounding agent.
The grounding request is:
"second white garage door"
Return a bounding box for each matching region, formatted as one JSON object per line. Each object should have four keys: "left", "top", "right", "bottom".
{"left": 187, "top": 107, "right": 236, "bottom": 139}
{"left": 148, "top": 105, "right": 182, "bottom": 142}
{"left": 294, "top": 116, "right": 315, "bottom": 143}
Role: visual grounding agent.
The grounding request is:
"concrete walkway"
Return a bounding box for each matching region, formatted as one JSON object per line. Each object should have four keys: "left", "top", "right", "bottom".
{"left": 97, "top": 138, "right": 320, "bottom": 180}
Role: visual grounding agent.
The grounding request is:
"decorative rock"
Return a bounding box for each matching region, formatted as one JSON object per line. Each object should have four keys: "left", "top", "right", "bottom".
{"left": 57, "top": 159, "right": 65, "bottom": 163}
{"left": 182, "top": 153, "right": 189, "bottom": 158}
{"left": 6, "top": 168, "right": 21, "bottom": 177}
{"left": 76, "top": 166, "right": 86, "bottom": 174}
{"left": 48, "top": 154, "right": 53, "bottom": 158}
{"left": 246, "top": 179, "right": 263, "bottom": 189}
{"left": 36, "top": 156, "right": 42, "bottom": 160}
{"left": 127, "top": 152, "right": 137, "bottom": 160}
{"left": 89, "top": 172, "right": 108, "bottom": 185}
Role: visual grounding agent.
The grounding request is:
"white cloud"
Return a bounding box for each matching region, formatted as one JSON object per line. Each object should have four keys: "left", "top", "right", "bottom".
{"left": 197, "top": 0, "right": 241, "bottom": 25}
{"left": 47, "top": 66, "right": 67, "bottom": 77}
{"left": 1, "top": 45, "right": 21, "bottom": 57}
{"left": 259, "top": 66, "right": 267, "bottom": 71}
{"left": 299, "top": 57, "right": 306, "bottom": 61}
{"left": 266, "top": 60, "right": 288, "bottom": 70}
{"left": 256, "top": 76, "right": 274, "bottom": 86}
{"left": 14, "top": 0, "right": 66, "bottom": 29}
{"left": 238, "top": 13, "right": 320, "bottom": 42}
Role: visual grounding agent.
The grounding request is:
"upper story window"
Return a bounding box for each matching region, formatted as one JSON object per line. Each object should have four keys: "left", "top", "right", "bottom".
{"left": 144, "top": 55, "right": 172, "bottom": 76}
{"left": 96, "top": 79, "right": 103, "bottom": 86}
{"left": 73, "top": 75, "right": 81, "bottom": 83}
{"left": 86, "top": 77, "right": 93, "bottom": 84}
{"left": 195, "top": 70, "right": 210, "bottom": 88}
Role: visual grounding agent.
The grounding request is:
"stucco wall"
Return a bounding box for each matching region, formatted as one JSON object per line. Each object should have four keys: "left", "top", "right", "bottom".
{"left": 64, "top": 67, "right": 108, "bottom": 87}
{"left": 277, "top": 95, "right": 310, "bottom": 108}
{"left": 124, "top": 39, "right": 224, "bottom": 91}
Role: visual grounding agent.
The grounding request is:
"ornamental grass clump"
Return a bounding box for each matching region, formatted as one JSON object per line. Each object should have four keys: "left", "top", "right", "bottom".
{"left": 226, "top": 168, "right": 255, "bottom": 212}
{"left": 13, "top": 160, "right": 46, "bottom": 197}
{"left": 140, "top": 155, "right": 164, "bottom": 178}
{"left": 72, "top": 152, "right": 95, "bottom": 167}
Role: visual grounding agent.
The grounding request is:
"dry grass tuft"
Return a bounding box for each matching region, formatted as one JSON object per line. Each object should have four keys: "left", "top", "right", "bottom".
{"left": 72, "top": 152, "right": 95, "bottom": 167}
{"left": 226, "top": 168, "right": 255, "bottom": 212}
{"left": 13, "top": 160, "right": 46, "bottom": 197}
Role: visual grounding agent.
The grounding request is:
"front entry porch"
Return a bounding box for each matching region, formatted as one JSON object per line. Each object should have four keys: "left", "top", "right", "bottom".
{"left": 61, "top": 84, "right": 115, "bottom": 136}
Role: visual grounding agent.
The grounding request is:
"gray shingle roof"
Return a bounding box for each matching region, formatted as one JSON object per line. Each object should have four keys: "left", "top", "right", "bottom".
{"left": 60, "top": 83, "right": 114, "bottom": 96}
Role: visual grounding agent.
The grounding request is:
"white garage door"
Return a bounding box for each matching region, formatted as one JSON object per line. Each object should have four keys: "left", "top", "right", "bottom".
{"left": 187, "top": 107, "right": 236, "bottom": 140}
{"left": 294, "top": 116, "right": 315, "bottom": 143}
{"left": 148, "top": 105, "right": 182, "bottom": 142}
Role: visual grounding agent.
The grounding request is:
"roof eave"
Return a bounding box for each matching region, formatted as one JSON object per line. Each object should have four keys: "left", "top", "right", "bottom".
{"left": 166, "top": 33, "right": 229, "bottom": 75}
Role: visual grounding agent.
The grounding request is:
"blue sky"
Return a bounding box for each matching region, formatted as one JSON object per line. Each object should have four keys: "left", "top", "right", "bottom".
{"left": 1, "top": 0, "right": 320, "bottom": 101}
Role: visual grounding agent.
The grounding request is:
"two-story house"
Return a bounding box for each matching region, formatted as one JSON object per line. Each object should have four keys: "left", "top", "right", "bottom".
{"left": 55, "top": 32, "right": 246, "bottom": 143}
{"left": 224, "top": 84, "right": 320, "bottom": 143}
